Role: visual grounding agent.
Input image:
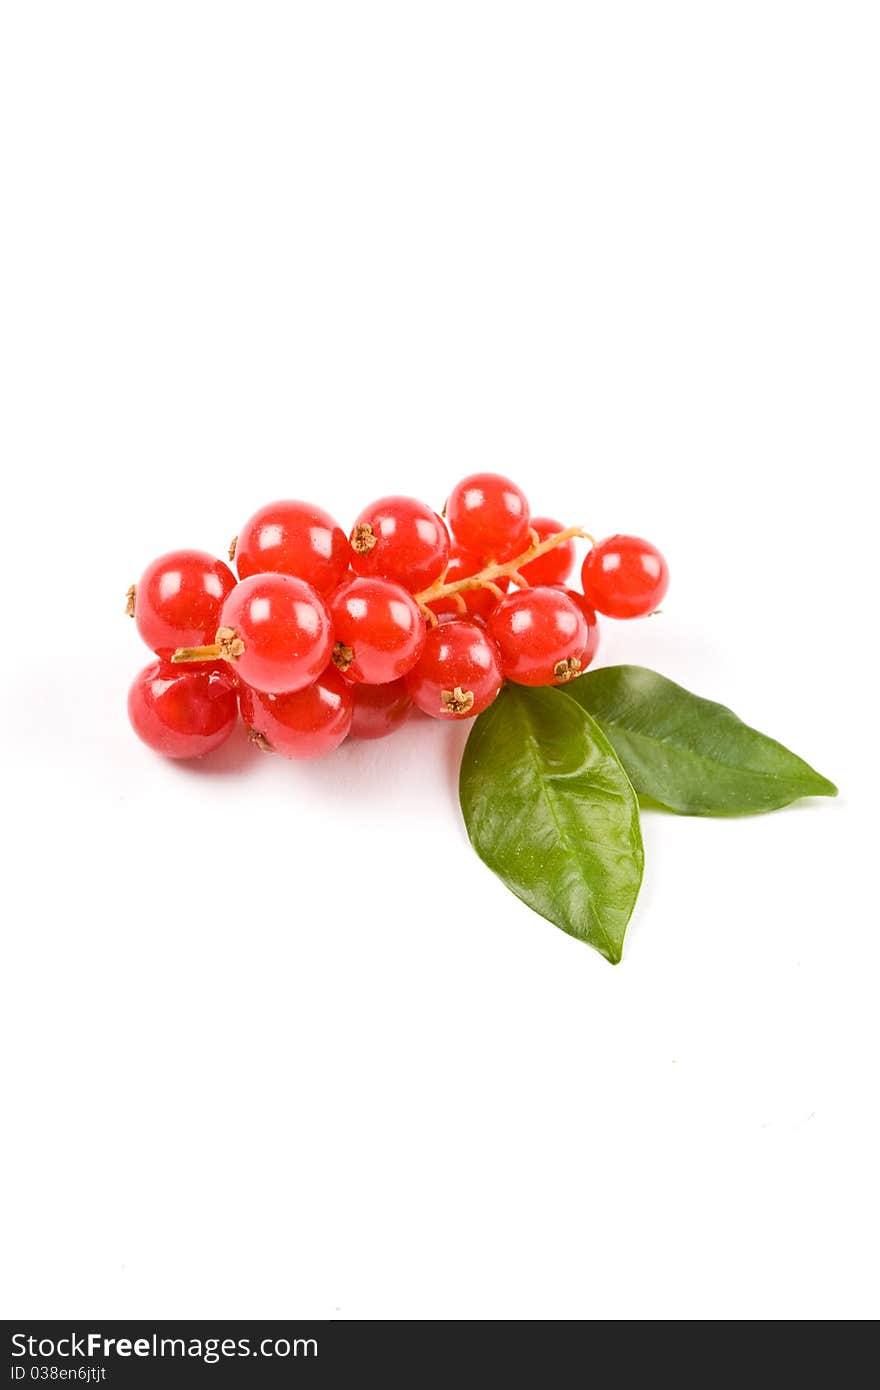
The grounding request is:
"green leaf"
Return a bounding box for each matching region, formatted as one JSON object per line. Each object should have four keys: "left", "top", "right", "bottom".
{"left": 562, "top": 665, "right": 837, "bottom": 817}
{"left": 459, "top": 684, "right": 644, "bottom": 963}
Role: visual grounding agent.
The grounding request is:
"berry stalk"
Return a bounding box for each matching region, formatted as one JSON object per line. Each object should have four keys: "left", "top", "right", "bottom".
{"left": 171, "top": 643, "right": 224, "bottom": 663}
{"left": 414, "top": 525, "right": 593, "bottom": 608}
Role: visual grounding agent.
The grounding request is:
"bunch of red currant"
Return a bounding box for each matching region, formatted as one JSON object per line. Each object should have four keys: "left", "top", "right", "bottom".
{"left": 126, "top": 474, "right": 669, "bottom": 759}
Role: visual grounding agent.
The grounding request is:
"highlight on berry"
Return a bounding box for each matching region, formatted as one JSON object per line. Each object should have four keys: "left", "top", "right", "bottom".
{"left": 124, "top": 475, "right": 669, "bottom": 759}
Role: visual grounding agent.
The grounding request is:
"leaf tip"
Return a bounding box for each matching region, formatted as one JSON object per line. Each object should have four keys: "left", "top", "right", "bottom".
{"left": 806, "top": 771, "right": 837, "bottom": 799}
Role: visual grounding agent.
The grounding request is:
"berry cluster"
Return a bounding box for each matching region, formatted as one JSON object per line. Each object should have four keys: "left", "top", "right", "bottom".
{"left": 126, "top": 475, "right": 669, "bottom": 759}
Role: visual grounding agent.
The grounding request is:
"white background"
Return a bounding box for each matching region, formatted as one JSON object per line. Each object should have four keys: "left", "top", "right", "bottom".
{"left": 1, "top": 2, "right": 877, "bottom": 1321}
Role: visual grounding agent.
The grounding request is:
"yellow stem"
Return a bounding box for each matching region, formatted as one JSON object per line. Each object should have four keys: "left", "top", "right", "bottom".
{"left": 171, "top": 643, "right": 223, "bottom": 664}
{"left": 414, "top": 526, "right": 593, "bottom": 607}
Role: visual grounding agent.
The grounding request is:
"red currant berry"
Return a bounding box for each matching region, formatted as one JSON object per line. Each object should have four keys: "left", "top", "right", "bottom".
{"left": 233, "top": 499, "right": 349, "bottom": 595}
{"left": 445, "top": 472, "right": 531, "bottom": 561}
{"left": 128, "top": 660, "right": 238, "bottom": 759}
{"left": 132, "top": 550, "right": 236, "bottom": 658}
{"left": 328, "top": 577, "right": 426, "bottom": 684}
{"left": 349, "top": 679, "right": 412, "bottom": 740}
{"left": 519, "top": 517, "right": 575, "bottom": 587}
{"left": 488, "top": 587, "right": 588, "bottom": 686}
{"left": 581, "top": 535, "right": 669, "bottom": 618}
{"left": 556, "top": 588, "right": 600, "bottom": 669}
{"left": 217, "top": 573, "right": 333, "bottom": 694}
{"left": 239, "top": 667, "right": 352, "bottom": 759}
{"left": 405, "top": 618, "right": 503, "bottom": 719}
{"left": 350, "top": 496, "right": 450, "bottom": 591}
{"left": 426, "top": 546, "right": 510, "bottom": 621}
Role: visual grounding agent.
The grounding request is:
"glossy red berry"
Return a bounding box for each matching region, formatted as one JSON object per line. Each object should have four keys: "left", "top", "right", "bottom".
{"left": 349, "top": 679, "right": 413, "bottom": 740}
{"left": 581, "top": 535, "right": 669, "bottom": 618}
{"left": 234, "top": 499, "right": 349, "bottom": 595}
{"left": 426, "top": 545, "right": 510, "bottom": 621}
{"left": 519, "top": 517, "right": 575, "bottom": 587}
{"left": 445, "top": 472, "right": 531, "bottom": 561}
{"left": 328, "top": 577, "right": 426, "bottom": 684}
{"left": 406, "top": 619, "right": 503, "bottom": 719}
{"left": 217, "top": 573, "right": 333, "bottom": 694}
{"left": 556, "top": 588, "right": 600, "bottom": 669}
{"left": 350, "top": 496, "right": 449, "bottom": 591}
{"left": 132, "top": 550, "right": 236, "bottom": 658}
{"left": 239, "top": 667, "right": 352, "bottom": 759}
{"left": 488, "top": 587, "right": 588, "bottom": 686}
{"left": 128, "top": 661, "right": 238, "bottom": 759}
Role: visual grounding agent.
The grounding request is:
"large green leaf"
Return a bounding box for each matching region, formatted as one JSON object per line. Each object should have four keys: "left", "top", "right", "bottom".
{"left": 459, "top": 684, "right": 643, "bottom": 963}
{"left": 562, "top": 665, "right": 837, "bottom": 816}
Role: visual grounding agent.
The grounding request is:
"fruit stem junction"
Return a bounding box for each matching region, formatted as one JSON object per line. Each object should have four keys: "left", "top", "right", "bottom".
{"left": 171, "top": 627, "right": 245, "bottom": 665}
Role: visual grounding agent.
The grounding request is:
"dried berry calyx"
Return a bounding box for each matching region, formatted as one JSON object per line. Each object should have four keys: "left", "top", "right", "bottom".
{"left": 442, "top": 686, "right": 475, "bottom": 715}
{"left": 350, "top": 522, "right": 377, "bottom": 555}
{"left": 332, "top": 642, "right": 354, "bottom": 673}
{"left": 554, "top": 657, "right": 582, "bottom": 682}
{"left": 216, "top": 626, "right": 246, "bottom": 660}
